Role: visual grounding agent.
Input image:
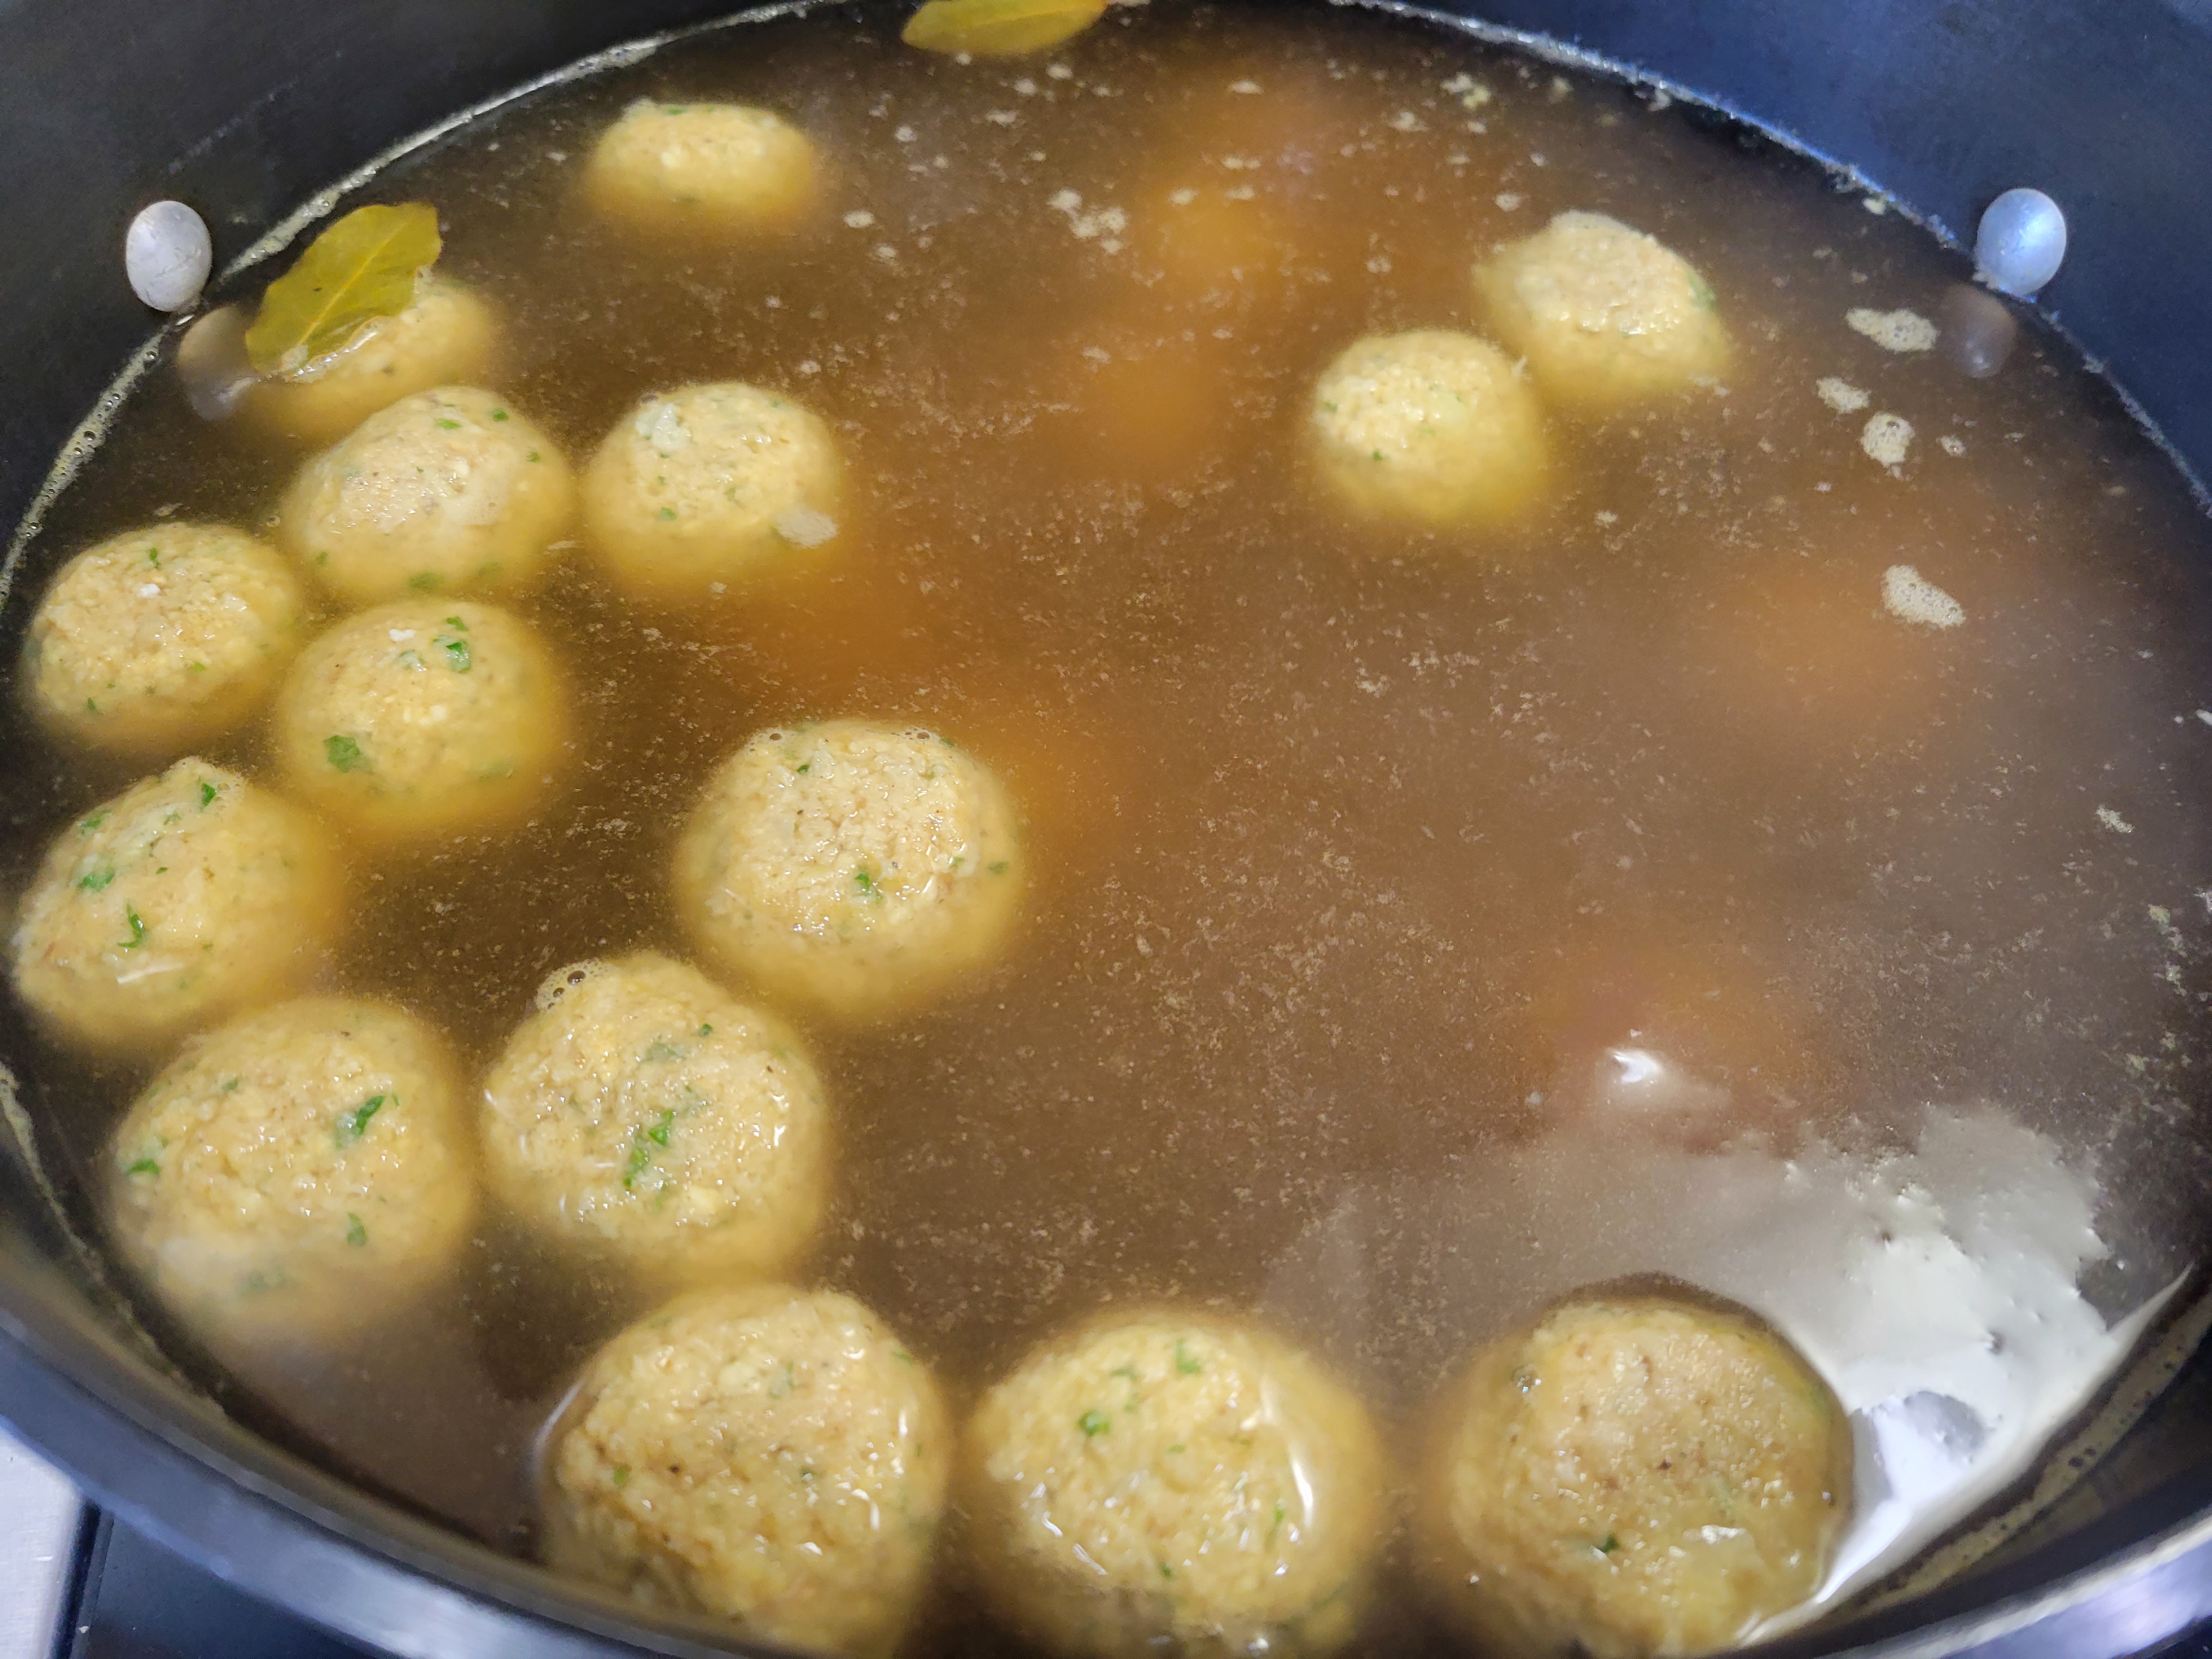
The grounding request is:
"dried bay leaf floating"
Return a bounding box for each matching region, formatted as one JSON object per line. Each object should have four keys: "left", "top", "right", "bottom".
{"left": 242, "top": 202, "right": 442, "bottom": 376}
{"left": 902, "top": 0, "right": 1109, "bottom": 57}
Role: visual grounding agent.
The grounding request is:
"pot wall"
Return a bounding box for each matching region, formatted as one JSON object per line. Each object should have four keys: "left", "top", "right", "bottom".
{"left": 3, "top": 3, "right": 2212, "bottom": 1657}
{"left": 2, "top": 0, "right": 2208, "bottom": 561}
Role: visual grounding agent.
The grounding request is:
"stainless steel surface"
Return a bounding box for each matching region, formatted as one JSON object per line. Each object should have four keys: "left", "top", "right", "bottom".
{"left": 0, "top": 1424, "right": 80, "bottom": 1659}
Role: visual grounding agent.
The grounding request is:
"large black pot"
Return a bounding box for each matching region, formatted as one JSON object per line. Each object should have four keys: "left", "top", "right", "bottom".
{"left": 4, "top": 2, "right": 2212, "bottom": 1656}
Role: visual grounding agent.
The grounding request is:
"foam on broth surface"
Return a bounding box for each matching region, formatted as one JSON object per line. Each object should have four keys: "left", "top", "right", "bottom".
{"left": 5, "top": 2, "right": 2212, "bottom": 1650}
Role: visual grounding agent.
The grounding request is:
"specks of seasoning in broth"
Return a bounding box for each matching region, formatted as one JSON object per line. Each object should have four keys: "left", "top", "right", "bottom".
{"left": 1861, "top": 411, "right": 1915, "bottom": 469}
{"left": 1881, "top": 565, "right": 1965, "bottom": 630}
{"left": 1816, "top": 377, "right": 1870, "bottom": 413}
{"left": 2096, "top": 806, "right": 2137, "bottom": 834}
{"left": 1046, "top": 189, "right": 1127, "bottom": 250}
{"left": 1442, "top": 71, "right": 1495, "bottom": 110}
{"left": 1846, "top": 306, "right": 1939, "bottom": 351}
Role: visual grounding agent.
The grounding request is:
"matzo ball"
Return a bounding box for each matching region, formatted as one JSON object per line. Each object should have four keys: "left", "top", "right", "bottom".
{"left": 10, "top": 759, "right": 344, "bottom": 1055}
{"left": 672, "top": 720, "right": 1024, "bottom": 1024}
{"left": 108, "top": 996, "right": 476, "bottom": 1340}
{"left": 23, "top": 523, "right": 306, "bottom": 758}
{"left": 544, "top": 1284, "right": 950, "bottom": 1657}
{"left": 479, "top": 953, "right": 831, "bottom": 1285}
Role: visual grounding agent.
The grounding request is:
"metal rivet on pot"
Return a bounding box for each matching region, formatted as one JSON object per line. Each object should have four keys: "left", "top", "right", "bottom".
{"left": 125, "top": 200, "right": 212, "bottom": 313}
{"left": 1975, "top": 188, "right": 2066, "bottom": 299}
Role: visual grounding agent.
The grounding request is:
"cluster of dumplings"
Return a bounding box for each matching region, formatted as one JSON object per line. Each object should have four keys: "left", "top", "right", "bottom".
{"left": 1313, "top": 210, "right": 1731, "bottom": 526}
{"left": 529, "top": 1284, "right": 1850, "bottom": 1659}
{"left": 3, "top": 74, "right": 1842, "bottom": 1659}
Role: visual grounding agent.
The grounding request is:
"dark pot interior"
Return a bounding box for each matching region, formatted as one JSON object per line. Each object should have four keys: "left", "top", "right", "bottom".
{"left": 4, "top": 2, "right": 2212, "bottom": 1656}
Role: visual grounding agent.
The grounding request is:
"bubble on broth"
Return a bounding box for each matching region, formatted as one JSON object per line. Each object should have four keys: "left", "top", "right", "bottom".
{"left": 532, "top": 957, "right": 612, "bottom": 1012}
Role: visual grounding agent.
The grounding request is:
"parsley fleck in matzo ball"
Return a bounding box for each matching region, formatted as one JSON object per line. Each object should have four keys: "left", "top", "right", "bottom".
{"left": 479, "top": 953, "right": 831, "bottom": 1285}
{"left": 1310, "top": 329, "right": 1550, "bottom": 527}
{"left": 963, "top": 1309, "right": 1389, "bottom": 1658}
{"left": 270, "top": 599, "right": 567, "bottom": 843}
{"left": 1474, "top": 211, "right": 1733, "bottom": 411}
{"left": 245, "top": 278, "right": 500, "bottom": 446}
{"left": 673, "top": 719, "right": 1025, "bottom": 1024}
{"left": 581, "top": 381, "right": 845, "bottom": 603}
{"left": 544, "top": 1284, "right": 950, "bottom": 1657}
{"left": 23, "top": 523, "right": 306, "bottom": 758}
{"left": 1418, "top": 1295, "right": 1850, "bottom": 1658}
{"left": 583, "top": 100, "right": 822, "bottom": 236}
{"left": 9, "top": 759, "right": 345, "bottom": 1055}
{"left": 108, "top": 996, "right": 476, "bottom": 1341}
{"left": 276, "top": 386, "right": 575, "bottom": 607}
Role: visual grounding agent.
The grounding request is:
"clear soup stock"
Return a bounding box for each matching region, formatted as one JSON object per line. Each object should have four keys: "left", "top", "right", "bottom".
{"left": 6, "top": 3, "right": 2212, "bottom": 1657}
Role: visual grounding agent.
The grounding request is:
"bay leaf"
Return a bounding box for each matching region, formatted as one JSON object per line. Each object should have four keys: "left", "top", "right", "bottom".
{"left": 242, "top": 202, "right": 442, "bottom": 376}
{"left": 902, "top": 0, "right": 1109, "bottom": 58}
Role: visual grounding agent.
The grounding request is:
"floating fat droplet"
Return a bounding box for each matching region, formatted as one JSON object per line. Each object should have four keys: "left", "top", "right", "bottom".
{"left": 1938, "top": 284, "right": 2018, "bottom": 380}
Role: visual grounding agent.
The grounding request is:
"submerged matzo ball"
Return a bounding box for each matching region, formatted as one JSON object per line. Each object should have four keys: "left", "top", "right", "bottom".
{"left": 963, "top": 1309, "right": 1389, "bottom": 1658}
{"left": 107, "top": 997, "right": 476, "bottom": 1340}
{"left": 581, "top": 382, "right": 845, "bottom": 602}
{"left": 23, "top": 523, "right": 307, "bottom": 758}
{"left": 245, "top": 278, "right": 500, "bottom": 446}
{"left": 673, "top": 719, "right": 1025, "bottom": 1023}
{"left": 9, "top": 759, "right": 344, "bottom": 1055}
{"left": 479, "top": 953, "right": 831, "bottom": 1284}
{"left": 1310, "top": 329, "right": 1550, "bottom": 527}
{"left": 270, "top": 599, "right": 567, "bottom": 842}
{"left": 545, "top": 1284, "right": 951, "bottom": 1657}
{"left": 1474, "top": 211, "right": 1733, "bottom": 411}
{"left": 1419, "top": 1296, "right": 1850, "bottom": 1658}
{"left": 277, "top": 386, "right": 575, "bottom": 607}
{"left": 583, "top": 100, "right": 822, "bottom": 236}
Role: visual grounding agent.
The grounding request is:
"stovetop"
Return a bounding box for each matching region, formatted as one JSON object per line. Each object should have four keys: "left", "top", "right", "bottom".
{"left": 1, "top": 1429, "right": 78, "bottom": 1659}
{"left": 3, "top": 1422, "right": 351, "bottom": 1659}
{"left": 7, "top": 1424, "right": 2212, "bottom": 1659}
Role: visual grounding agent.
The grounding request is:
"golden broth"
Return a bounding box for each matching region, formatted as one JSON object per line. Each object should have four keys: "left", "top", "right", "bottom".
{"left": 7, "top": 2, "right": 2212, "bottom": 1650}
